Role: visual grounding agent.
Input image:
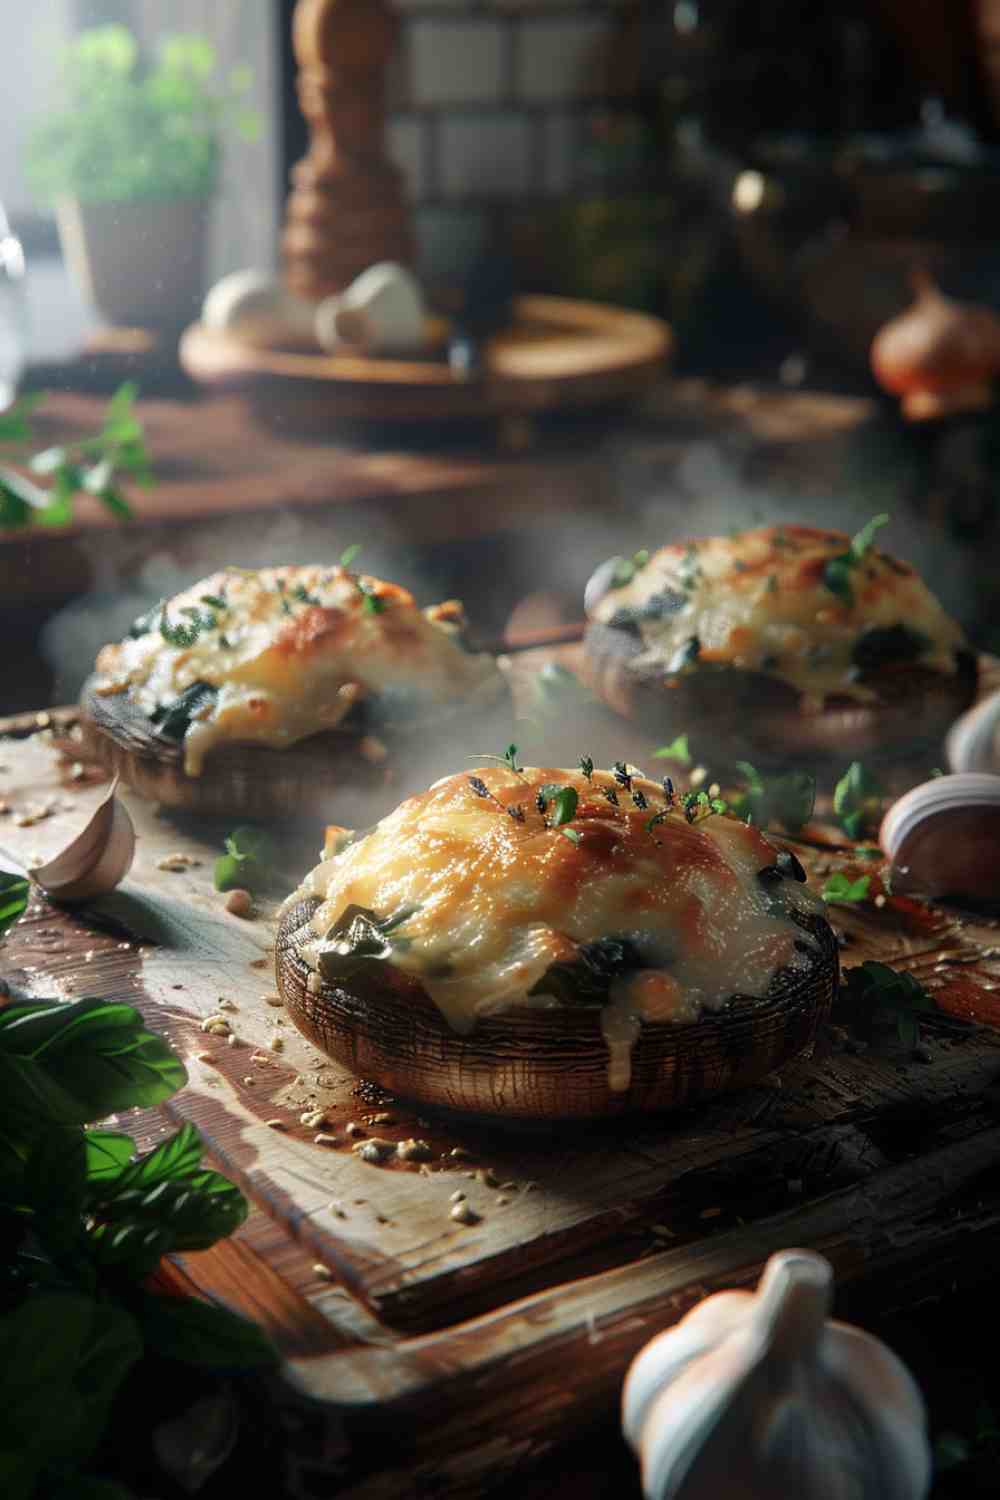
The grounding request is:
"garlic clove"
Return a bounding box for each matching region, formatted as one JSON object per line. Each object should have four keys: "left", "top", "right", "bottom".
{"left": 201, "top": 269, "right": 319, "bottom": 349}
{"left": 945, "top": 688, "right": 1000, "bottom": 774}
{"left": 31, "top": 775, "right": 136, "bottom": 903}
{"left": 879, "top": 772, "right": 1000, "bottom": 905}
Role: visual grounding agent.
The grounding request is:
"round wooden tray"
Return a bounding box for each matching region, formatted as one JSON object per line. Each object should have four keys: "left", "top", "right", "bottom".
{"left": 178, "top": 295, "right": 672, "bottom": 435}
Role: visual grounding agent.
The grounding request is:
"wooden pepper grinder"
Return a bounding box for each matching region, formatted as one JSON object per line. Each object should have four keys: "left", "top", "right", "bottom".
{"left": 283, "top": 0, "right": 413, "bottom": 301}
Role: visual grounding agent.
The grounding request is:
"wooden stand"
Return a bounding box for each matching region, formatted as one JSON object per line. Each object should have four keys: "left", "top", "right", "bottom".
{"left": 282, "top": 0, "right": 413, "bottom": 299}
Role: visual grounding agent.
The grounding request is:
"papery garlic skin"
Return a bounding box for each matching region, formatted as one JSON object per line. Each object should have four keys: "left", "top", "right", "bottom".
{"left": 622, "top": 1249, "right": 931, "bottom": 1500}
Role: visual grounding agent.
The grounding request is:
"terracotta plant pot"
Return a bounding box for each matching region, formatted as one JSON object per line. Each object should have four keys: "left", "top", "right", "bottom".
{"left": 56, "top": 195, "right": 209, "bottom": 331}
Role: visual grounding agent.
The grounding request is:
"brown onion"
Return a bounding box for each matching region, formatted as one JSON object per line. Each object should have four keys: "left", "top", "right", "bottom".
{"left": 870, "top": 269, "right": 1000, "bottom": 420}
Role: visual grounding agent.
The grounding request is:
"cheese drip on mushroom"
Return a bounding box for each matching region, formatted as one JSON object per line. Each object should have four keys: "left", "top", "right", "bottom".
{"left": 293, "top": 766, "right": 826, "bottom": 1091}
{"left": 589, "top": 525, "right": 967, "bottom": 709}
{"left": 94, "top": 565, "right": 505, "bottom": 775}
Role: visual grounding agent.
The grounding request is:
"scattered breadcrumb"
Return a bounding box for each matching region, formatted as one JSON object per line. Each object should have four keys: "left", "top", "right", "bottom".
{"left": 156, "top": 852, "right": 201, "bottom": 872}
{"left": 450, "top": 1201, "right": 481, "bottom": 1226}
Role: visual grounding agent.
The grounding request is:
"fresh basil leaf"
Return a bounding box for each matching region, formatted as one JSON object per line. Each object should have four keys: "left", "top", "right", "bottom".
{"left": 339, "top": 542, "right": 361, "bottom": 568}
{"left": 84, "top": 1130, "right": 135, "bottom": 1184}
{"left": 537, "top": 784, "right": 578, "bottom": 826}
{"left": 91, "top": 1167, "right": 248, "bottom": 1265}
{"left": 561, "top": 827, "right": 582, "bottom": 845}
{"left": 212, "top": 853, "right": 246, "bottom": 892}
{"left": 821, "top": 872, "right": 871, "bottom": 904}
{"left": 0, "top": 1293, "right": 102, "bottom": 1471}
{"left": 95, "top": 1120, "right": 201, "bottom": 1200}
{"left": 0, "top": 391, "right": 42, "bottom": 444}
{"left": 133, "top": 1290, "right": 277, "bottom": 1369}
{"left": 653, "top": 734, "right": 691, "bottom": 764}
{"left": 94, "top": 485, "right": 132, "bottom": 520}
{"left": 0, "top": 872, "right": 29, "bottom": 940}
{"left": 833, "top": 761, "right": 882, "bottom": 839}
{"left": 822, "top": 554, "right": 854, "bottom": 602}
{"left": 0, "top": 996, "right": 187, "bottom": 1117}
{"left": 0, "top": 464, "right": 49, "bottom": 512}
{"left": 26, "top": 1125, "right": 88, "bottom": 1257}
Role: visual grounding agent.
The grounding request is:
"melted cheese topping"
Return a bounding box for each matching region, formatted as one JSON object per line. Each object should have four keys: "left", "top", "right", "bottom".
{"left": 589, "top": 525, "right": 966, "bottom": 708}
{"left": 293, "top": 766, "right": 827, "bottom": 1089}
{"left": 94, "top": 565, "right": 505, "bottom": 774}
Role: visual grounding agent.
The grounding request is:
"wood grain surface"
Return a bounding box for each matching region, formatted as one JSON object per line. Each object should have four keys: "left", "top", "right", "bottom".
{"left": 2, "top": 663, "right": 1000, "bottom": 1496}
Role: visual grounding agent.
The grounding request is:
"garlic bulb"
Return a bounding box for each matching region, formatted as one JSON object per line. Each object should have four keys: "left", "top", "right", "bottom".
{"left": 202, "top": 269, "right": 319, "bottom": 349}
{"left": 622, "top": 1249, "right": 930, "bottom": 1500}
{"left": 879, "top": 771, "right": 1000, "bottom": 905}
{"left": 870, "top": 269, "right": 1000, "bottom": 421}
{"left": 946, "top": 689, "right": 1000, "bottom": 775}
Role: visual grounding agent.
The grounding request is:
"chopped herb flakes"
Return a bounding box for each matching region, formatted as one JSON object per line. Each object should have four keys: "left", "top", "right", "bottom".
{"left": 823, "top": 513, "right": 890, "bottom": 604}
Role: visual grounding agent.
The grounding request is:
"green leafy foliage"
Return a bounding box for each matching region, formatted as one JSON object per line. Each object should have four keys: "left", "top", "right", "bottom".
{"left": 838, "top": 960, "right": 934, "bottom": 1049}
{"left": 0, "top": 992, "right": 274, "bottom": 1499}
{"left": 0, "top": 870, "right": 30, "bottom": 940}
{"left": 822, "top": 872, "right": 871, "bottom": 904}
{"left": 652, "top": 733, "right": 691, "bottom": 764}
{"left": 608, "top": 548, "right": 649, "bottom": 589}
{"left": 24, "top": 27, "right": 258, "bottom": 205}
{"left": 728, "top": 761, "right": 816, "bottom": 833}
{"left": 0, "top": 383, "right": 152, "bottom": 531}
{"left": 213, "top": 825, "right": 275, "bottom": 893}
{"left": 833, "top": 761, "right": 883, "bottom": 840}
{"left": 823, "top": 513, "right": 890, "bottom": 603}
{"left": 537, "top": 783, "right": 579, "bottom": 827}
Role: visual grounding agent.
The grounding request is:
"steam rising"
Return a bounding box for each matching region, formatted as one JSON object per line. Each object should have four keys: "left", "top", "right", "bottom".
{"left": 39, "top": 414, "right": 977, "bottom": 828}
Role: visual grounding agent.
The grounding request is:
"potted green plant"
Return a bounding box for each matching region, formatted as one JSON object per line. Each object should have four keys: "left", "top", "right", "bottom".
{"left": 25, "top": 25, "right": 258, "bottom": 332}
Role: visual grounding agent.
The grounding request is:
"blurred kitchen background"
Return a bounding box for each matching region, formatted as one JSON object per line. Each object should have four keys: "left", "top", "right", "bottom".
{"left": 3, "top": 0, "right": 1000, "bottom": 709}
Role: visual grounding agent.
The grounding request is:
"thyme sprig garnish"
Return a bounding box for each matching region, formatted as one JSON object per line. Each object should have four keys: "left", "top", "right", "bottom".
{"left": 823, "top": 513, "right": 890, "bottom": 604}
{"left": 467, "top": 775, "right": 526, "bottom": 824}
{"left": 682, "top": 789, "right": 729, "bottom": 824}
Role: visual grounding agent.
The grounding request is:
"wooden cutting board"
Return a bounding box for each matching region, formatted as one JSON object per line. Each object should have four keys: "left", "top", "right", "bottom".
{"left": 3, "top": 673, "right": 1000, "bottom": 1497}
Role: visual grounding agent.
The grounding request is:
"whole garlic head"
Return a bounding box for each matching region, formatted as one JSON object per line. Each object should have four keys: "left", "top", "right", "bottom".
{"left": 622, "top": 1249, "right": 930, "bottom": 1500}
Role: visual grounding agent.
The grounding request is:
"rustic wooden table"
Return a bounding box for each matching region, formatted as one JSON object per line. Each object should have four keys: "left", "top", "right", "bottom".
{"left": 2, "top": 653, "right": 1000, "bottom": 1497}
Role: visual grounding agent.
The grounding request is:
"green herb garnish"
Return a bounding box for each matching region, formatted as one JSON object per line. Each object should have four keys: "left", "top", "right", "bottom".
{"left": 0, "top": 382, "right": 152, "bottom": 531}
{"left": 823, "top": 513, "right": 889, "bottom": 603}
{"left": 608, "top": 548, "right": 650, "bottom": 589}
{"left": 822, "top": 872, "right": 871, "bottom": 904}
{"left": 340, "top": 543, "right": 362, "bottom": 568}
{"left": 292, "top": 583, "right": 320, "bottom": 605}
{"left": 0, "top": 870, "right": 30, "bottom": 940}
{"left": 838, "top": 960, "right": 934, "bottom": 1048}
{"left": 199, "top": 592, "right": 227, "bottom": 610}
{"left": 833, "top": 761, "right": 882, "bottom": 840}
{"left": 213, "top": 825, "right": 275, "bottom": 892}
{"left": 682, "top": 790, "right": 728, "bottom": 824}
{"left": 159, "top": 605, "right": 217, "bottom": 648}
{"left": 537, "top": 784, "right": 579, "bottom": 827}
{"left": 652, "top": 733, "right": 691, "bottom": 764}
{"left": 728, "top": 761, "right": 816, "bottom": 833}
